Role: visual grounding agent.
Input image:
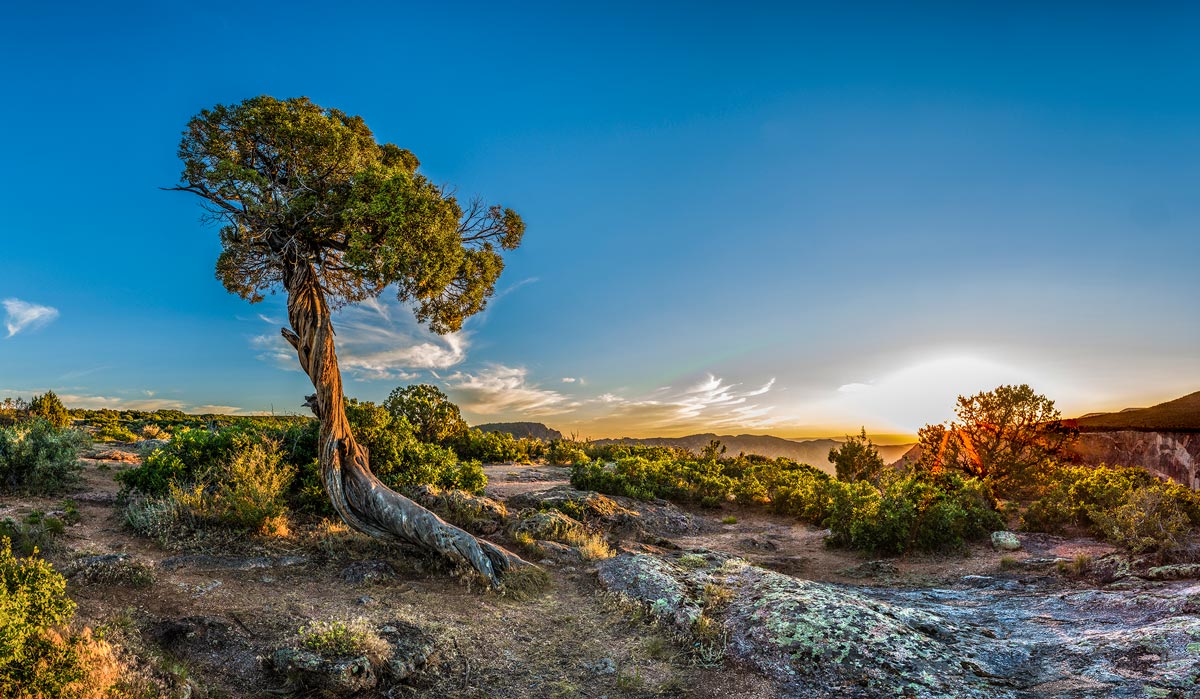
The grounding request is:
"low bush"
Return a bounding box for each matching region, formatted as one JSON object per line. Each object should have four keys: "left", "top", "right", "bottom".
{"left": 453, "top": 428, "right": 541, "bottom": 464}
{"left": 298, "top": 617, "right": 390, "bottom": 663}
{"left": 825, "top": 472, "right": 1003, "bottom": 554}
{"left": 92, "top": 424, "right": 139, "bottom": 443}
{"left": 0, "top": 419, "right": 88, "bottom": 495}
{"left": 126, "top": 446, "right": 295, "bottom": 545}
{"left": 546, "top": 440, "right": 589, "bottom": 465}
{"left": 571, "top": 453, "right": 832, "bottom": 512}
{"left": 0, "top": 538, "right": 122, "bottom": 698}
{"left": 1022, "top": 464, "right": 1200, "bottom": 557}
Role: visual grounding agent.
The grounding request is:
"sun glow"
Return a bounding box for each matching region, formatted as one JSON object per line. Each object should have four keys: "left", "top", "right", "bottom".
{"left": 828, "top": 355, "right": 1046, "bottom": 434}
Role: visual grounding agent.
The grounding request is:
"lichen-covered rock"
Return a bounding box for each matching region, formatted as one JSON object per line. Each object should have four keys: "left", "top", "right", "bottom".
{"left": 508, "top": 486, "right": 632, "bottom": 519}
{"left": 377, "top": 620, "right": 437, "bottom": 680}
{"left": 406, "top": 484, "right": 508, "bottom": 535}
{"left": 511, "top": 510, "right": 587, "bottom": 542}
{"left": 597, "top": 552, "right": 1200, "bottom": 698}
{"left": 271, "top": 620, "right": 437, "bottom": 695}
{"left": 534, "top": 540, "right": 584, "bottom": 564}
{"left": 507, "top": 485, "right": 701, "bottom": 539}
{"left": 1143, "top": 563, "right": 1200, "bottom": 581}
{"left": 991, "top": 531, "right": 1022, "bottom": 551}
{"left": 271, "top": 648, "right": 377, "bottom": 695}
{"left": 595, "top": 552, "right": 703, "bottom": 629}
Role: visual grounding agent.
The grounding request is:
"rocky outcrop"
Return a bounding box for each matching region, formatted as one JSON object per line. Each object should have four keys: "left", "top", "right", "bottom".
{"left": 1071, "top": 431, "right": 1200, "bottom": 488}
{"left": 507, "top": 485, "right": 701, "bottom": 539}
{"left": 597, "top": 551, "right": 1200, "bottom": 698}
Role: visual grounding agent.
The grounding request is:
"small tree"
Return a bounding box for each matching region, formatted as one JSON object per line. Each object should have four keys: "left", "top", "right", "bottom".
{"left": 829, "top": 428, "right": 886, "bottom": 483}
{"left": 171, "top": 96, "right": 530, "bottom": 586}
{"left": 701, "top": 439, "right": 726, "bottom": 461}
{"left": 27, "top": 392, "right": 70, "bottom": 430}
{"left": 384, "top": 384, "right": 467, "bottom": 444}
{"left": 918, "top": 384, "right": 1074, "bottom": 496}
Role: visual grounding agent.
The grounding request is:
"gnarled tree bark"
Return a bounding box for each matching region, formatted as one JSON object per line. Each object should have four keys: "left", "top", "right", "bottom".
{"left": 280, "top": 261, "right": 532, "bottom": 588}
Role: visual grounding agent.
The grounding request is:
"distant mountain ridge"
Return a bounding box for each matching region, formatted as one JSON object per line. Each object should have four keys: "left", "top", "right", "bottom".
{"left": 1072, "top": 391, "right": 1200, "bottom": 432}
{"left": 592, "top": 433, "right": 915, "bottom": 476}
{"left": 472, "top": 423, "right": 915, "bottom": 474}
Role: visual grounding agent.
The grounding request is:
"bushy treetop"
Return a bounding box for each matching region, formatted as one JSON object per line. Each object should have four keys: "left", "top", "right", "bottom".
{"left": 172, "top": 95, "right": 524, "bottom": 333}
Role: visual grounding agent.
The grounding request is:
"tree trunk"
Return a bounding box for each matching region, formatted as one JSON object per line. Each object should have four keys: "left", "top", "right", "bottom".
{"left": 279, "top": 261, "right": 532, "bottom": 588}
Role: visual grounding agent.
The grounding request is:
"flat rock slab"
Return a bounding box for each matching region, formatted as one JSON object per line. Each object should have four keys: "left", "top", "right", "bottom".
{"left": 597, "top": 552, "right": 1200, "bottom": 698}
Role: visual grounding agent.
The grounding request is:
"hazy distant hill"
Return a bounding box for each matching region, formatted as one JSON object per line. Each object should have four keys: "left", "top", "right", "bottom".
{"left": 475, "top": 422, "right": 564, "bottom": 441}
{"left": 592, "top": 433, "right": 915, "bottom": 476}
{"left": 1073, "top": 391, "right": 1200, "bottom": 432}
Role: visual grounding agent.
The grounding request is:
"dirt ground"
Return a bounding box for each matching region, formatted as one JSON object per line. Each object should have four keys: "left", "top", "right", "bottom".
{"left": 5, "top": 456, "right": 785, "bottom": 698}
{"left": 2, "top": 456, "right": 1120, "bottom": 698}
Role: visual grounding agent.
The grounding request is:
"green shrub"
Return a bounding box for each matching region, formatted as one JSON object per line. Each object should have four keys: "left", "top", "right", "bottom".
{"left": 298, "top": 617, "right": 390, "bottom": 662}
{"left": 546, "top": 440, "right": 589, "bottom": 465}
{"left": 825, "top": 472, "right": 1002, "bottom": 554}
{"left": 1022, "top": 464, "right": 1200, "bottom": 557}
{"left": 212, "top": 441, "right": 295, "bottom": 530}
{"left": 0, "top": 538, "right": 122, "bottom": 697}
{"left": 1096, "top": 488, "right": 1192, "bottom": 559}
{"left": 126, "top": 441, "right": 294, "bottom": 538}
{"left": 341, "top": 398, "right": 487, "bottom": 495}
{"left": 571, "top": 453, "right": 831, "bottom": 514}
{"left": 0, "top": 419, "right": 88, "bottom": 495}
{"left": 452, "top": 428, "right": 538, "bottom": 464}
{"left": 92, "top": 424, "right": 139, "bottom": 443}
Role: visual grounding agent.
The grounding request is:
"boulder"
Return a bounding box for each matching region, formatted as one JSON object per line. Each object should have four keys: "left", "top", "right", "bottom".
{"left": 271, "top": 648, "right": 377, "bottom": 694}
{"left": 271, "top": 619, "right": 437, "bottom": 695}
{"left": 508, "top": 485, "right": 701, "bottom": 539}
{"left": 510, "top": 510, "right": 587, "bottom": 542}
{"left": 991, "top": 531, "right": 1022, "bottom": 551}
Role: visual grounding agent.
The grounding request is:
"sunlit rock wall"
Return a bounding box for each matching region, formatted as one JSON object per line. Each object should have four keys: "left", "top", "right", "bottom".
{"left": 1071, "top": 431, "right": 1200, "bottom": 489}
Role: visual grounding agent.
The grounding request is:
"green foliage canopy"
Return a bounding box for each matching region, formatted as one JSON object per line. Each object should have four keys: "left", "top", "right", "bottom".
{"left": 918, "top": 384, "right": 1073, "bottom": 495}
{"left": 27, "top": 392, "right": 70, "bottom": 430}
{"left": 384, "top": 384, "right": 468, "bottom": 444}
{"left": 173, "top": 95, "right": 524, "bottom": 333}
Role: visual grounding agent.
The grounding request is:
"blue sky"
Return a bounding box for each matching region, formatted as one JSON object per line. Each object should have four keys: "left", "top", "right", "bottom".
{"left": 2, "top": 2, "right": 1198, "bottom": 438}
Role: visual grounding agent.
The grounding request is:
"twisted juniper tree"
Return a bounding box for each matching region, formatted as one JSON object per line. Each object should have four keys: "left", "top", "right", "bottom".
{"left": 171, "top": 96, "right": 532, "bottom": 587}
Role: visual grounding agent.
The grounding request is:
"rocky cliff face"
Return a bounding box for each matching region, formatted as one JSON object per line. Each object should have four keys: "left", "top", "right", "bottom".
{"left": 1071, "top": 431, "right": 1200, "bottom": 488}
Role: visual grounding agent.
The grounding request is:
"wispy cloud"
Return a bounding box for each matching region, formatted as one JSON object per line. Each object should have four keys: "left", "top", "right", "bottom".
{"left": 577, "top": 374, "right": 781, "bottom": 433}
{"left": 3, "top": 298, "right": 59, "bottom": 338}
{"left": 445, "top": 365, "right": 575, "bottom": 417}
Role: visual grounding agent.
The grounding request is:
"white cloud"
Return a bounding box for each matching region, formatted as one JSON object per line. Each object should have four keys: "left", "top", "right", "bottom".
{"left": 446, "top": 365, "right": 575, "bottom": 417}
{"left": 561, "top": 377, "right": 578, "bottom": 383}
{"left": 3, "top": 298, "right": 59, "bottom": 338}
{"left": 248, "top": 296, "right": 469, "bottom": 380}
